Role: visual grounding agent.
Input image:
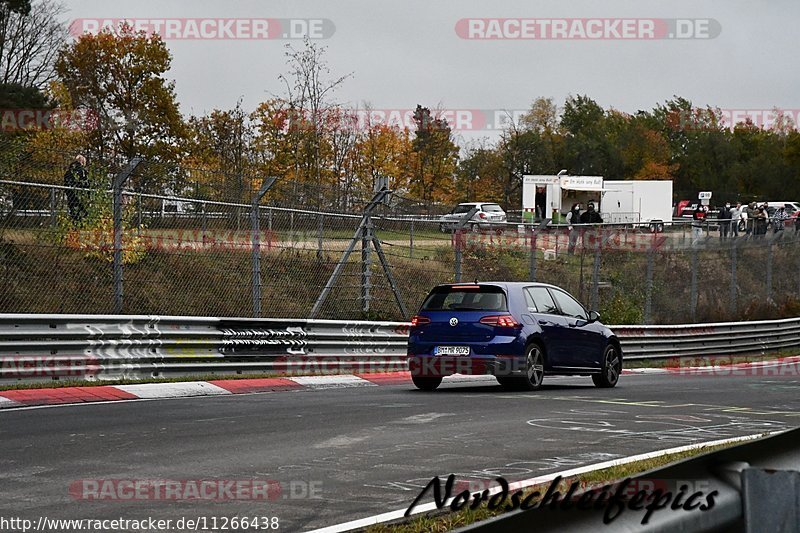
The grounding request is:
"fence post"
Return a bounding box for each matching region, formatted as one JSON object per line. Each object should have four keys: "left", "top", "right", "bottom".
{"left": 361, "top": 217, "right": 373, "bottom": 313}
{"left": 731, "top": 240, "right": 738, "bottom": 316}
{"left": 49, "top": 188, "right": 56, "bottom": 227}
{"left": 136, "top": 193, "right": 142, "bottom": 235}
{"left": 453, "top": 207, "right": 478, "bottom": 283}
{"left": 112, "top": 158, "right": 143, "bottom": 314}
{"left": 454, "top": 228, "right": 463, "bottom": 282}
{"left": 317, "top": 212, "right": 324, "bottom": 261}
{"left": 690, "top": 247, "right": 698, "bottom": 322}
{"left": 591, "top": 232, "right": 601, "bottom": 312}
{"left": 529, "top": 227, "right": 537, "bottom": 281}
{"left": 409, "top": 219, "right": 414, "bottom": 258}
{"left": 644, "top": 245, "right": 654, "bottom": 324}
{"left": 767, "top": 240, "right": 773, "bottom": 301}
{"left": 251, "top": 177, "right": 278, "bottom": 318}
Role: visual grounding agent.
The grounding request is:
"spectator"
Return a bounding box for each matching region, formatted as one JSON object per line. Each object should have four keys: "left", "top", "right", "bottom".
{"left": 565, "top": 203, "right": 581, "bottom": 255}
{"left": 754, "top": 206, "right": 768, "bottom": 238}
{"left": 718, "top": 202, "right": 731, "bottom": 240}
{"left": 691, "top": 205, "right": 707, "bottom": 244}
{"left": 579, "top": 202, "right": 603, "bottom": 224}
{"left": 64, "top": 154, "right": 88, "bottom": 223}
{"left": 730, "top": 202, "right": 741, "bottom": 238}
{"left": 745, "top": 202, "right": 756, "bottom": 237}
{"left": 773, "top": 206, "right": 789, "bottom": 238}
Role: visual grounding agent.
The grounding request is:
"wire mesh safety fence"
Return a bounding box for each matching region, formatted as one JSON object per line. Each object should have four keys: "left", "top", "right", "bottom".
{"left": 2, "top": 148, "right": 800, "bottom": 322}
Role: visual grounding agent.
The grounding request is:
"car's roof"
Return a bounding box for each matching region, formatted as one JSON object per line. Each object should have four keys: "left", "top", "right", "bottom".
{"left": 457, "top": 202, "right": 502, "bottom": 206}
{"left": 436, "top": 281, "right": 559, "bottom": 290}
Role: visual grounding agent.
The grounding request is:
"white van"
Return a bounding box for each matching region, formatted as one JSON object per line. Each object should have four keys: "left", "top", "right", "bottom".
{"left": 766, "top": 202, "right": 800, "bottom": 215}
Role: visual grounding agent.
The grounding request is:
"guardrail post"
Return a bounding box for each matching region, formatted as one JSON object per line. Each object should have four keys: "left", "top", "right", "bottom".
{"left": 251, "top": 177, "right": 278, "bottom": 317}
{"left": 766, "top": 241, "right": 773, "bottom": 301}
{"left": 730, "top": 240, "right": 738, "bottom": 316}
{"left": 690, "top": 247, "right": 698, "bottom": 322}
{"left": 112, "top": 157, "right": 143, "bottom": 314}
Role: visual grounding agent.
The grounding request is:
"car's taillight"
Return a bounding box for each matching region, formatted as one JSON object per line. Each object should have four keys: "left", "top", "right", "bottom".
{"left": 479, "top": 315, "right": 520, "bottom": 327}
{"left": 411, "top": 315, "right": 431, "bottom": 326}
{"left": 479, "top": 212, "right": 487, "bottom": 219}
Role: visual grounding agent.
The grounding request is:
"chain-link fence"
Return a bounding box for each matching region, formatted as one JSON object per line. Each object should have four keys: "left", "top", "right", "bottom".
{"left": 1, "top": 144, "right": 799, "bottom": 323}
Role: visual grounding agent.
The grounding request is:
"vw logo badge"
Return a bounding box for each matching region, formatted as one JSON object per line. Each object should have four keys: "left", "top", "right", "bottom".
{"left": 449, "top": 317, "right": 459, "bottom": 327}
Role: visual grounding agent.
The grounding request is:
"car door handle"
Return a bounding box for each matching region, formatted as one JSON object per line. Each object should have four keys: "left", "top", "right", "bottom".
{"left": 538, "top": 319, "right": 549, "bottom": 325}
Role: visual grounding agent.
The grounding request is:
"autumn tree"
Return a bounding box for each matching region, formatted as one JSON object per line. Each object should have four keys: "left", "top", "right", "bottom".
{"left": 186, "top": 101, "right": 254, "bottom": 202}
{"left": 55, "top": 24, "right": 186, "bottom": 173}
{"left": 278, "top": 37, "right": 351, "bottom": 196}
{"left": 409, "top": 105, "right": 459, "bottom": 203}
{"left": 0, "top": 0, "right": 67, "bottom": 89}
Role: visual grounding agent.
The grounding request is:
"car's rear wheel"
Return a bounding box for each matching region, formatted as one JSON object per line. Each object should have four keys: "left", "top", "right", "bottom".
{"left": 592, "top": 344, "right": 622, "bottom": 388}
{"left": 412, "top": 376, "right": 442, "bottom": 391}
{"left": 520, "top": 343, "right": 545, "bottom": 391}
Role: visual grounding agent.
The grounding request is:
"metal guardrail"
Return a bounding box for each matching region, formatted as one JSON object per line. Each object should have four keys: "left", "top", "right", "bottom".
{"left": 1, "top": 314, "right": 799, "bottom": 384}
{"left": 455, "top": 427, "right": 800, "bottom": 533}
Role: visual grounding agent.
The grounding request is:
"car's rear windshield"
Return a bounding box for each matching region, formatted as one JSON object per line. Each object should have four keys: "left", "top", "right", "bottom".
{"left": 482, "top": 204, "right": 504, "bottom": 212}
{"left": 421, "top": 285, "right": 508, "bottom": 311}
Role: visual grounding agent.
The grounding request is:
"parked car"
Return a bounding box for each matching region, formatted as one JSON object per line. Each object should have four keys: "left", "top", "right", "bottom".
{"left": 407, "top": 282, "right": 622, "bottom": 391}
{"left": 439, "top": 202, "right": 506, "bottom": 232}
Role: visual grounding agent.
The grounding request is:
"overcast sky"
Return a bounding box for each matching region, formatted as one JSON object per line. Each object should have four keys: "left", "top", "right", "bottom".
{"left": 60, "top": 0, "right": 798, "bottom": 141}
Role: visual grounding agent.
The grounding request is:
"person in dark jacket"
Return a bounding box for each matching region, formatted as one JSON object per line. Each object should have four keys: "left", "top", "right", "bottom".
{"left": 579, "top": 202, "right": 603, "bottom": 224}
{"left": 718, "top": 203, "right": 731, "bottom": 240}
{"left": 64, "top": 154, "right": 88, "bottom": 223}
{"left": 566, "top": 203, "right": 581, "bottom": 255}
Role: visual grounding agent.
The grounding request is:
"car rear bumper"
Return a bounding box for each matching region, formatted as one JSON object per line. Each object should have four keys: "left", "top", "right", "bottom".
{"left": 407, "top": 354, "right": 526, "bottom": 377}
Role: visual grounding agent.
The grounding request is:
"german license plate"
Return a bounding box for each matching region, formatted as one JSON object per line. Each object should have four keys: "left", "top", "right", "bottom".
{"left": 435, "top": 346, "right": 470, "bottom": 356}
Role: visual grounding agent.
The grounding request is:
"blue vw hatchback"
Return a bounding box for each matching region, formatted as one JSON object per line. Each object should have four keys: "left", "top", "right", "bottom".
{"left": 407, "top": 282, "right": 622, "bottom": 391}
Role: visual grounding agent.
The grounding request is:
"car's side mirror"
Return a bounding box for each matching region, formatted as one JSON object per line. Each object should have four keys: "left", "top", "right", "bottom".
{"left": 588, "top": 311, "right": 600, "bottom": 323}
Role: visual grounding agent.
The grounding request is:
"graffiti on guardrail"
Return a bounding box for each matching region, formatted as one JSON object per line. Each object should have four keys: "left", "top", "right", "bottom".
{"left": 220, "top": 327, "right": 307, "bottom": 355}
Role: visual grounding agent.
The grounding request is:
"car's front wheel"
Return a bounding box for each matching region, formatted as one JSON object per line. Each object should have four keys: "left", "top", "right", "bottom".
{"left": 592, "top": 344, "right": 622, "bottom": 388}
{"left": 412, "top": 376, "right": 442, "bottom": 391}
{"left": 520, "top": 343, "right": 545, "bottom": 391}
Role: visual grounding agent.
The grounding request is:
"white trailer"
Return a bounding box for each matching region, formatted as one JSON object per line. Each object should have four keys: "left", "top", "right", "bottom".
{"left": 522, "top": 174, "right": 605, "bottom": 222}
{"left": 600, "top": 180, "right": 673, "bottom": 229}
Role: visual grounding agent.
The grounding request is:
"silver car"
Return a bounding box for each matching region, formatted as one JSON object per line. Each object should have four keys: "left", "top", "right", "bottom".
{"left": 439, "top": 202, "right": 507, "bottom": 232}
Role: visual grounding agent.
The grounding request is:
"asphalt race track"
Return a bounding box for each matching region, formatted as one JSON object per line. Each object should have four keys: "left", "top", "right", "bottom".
{"left": 2, "top": 370, "right": 799, "bottom": 532}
